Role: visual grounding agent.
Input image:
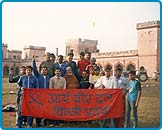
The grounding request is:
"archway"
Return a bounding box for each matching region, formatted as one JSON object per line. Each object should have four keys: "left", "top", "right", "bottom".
{"left": 115, "top": 64, "right": 124, "bottom": 71}
{"left": 3, "top": 66, "right": 9, "bottom": 76}
{"left": 126, "top": 64, "right": 136, "bottom": 71}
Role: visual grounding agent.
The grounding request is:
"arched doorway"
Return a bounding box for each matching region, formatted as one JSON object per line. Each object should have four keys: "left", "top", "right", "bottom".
{"left": 105, "top": 64, "right": 113, "bottom": 70}
{"left": 115, "top": 64, "right": 124, "bottom": 71}
{"left": 15, "top": 67, "right": 20, "bottom": 75}
{"left": 3, "top": 66, "right": 9, "bottom": 76}
{"left": 126, "top": 64, "right": 136, "bottom": 71}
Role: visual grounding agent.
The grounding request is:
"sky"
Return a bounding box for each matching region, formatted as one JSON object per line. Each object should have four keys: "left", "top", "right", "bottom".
{"left": 2, "top": 2, "right": 160, "bottom": 58}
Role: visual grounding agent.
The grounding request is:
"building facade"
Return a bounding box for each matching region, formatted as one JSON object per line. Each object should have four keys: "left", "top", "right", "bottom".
{"left": 2, "top": 20, "right": 160, "bottom": 77}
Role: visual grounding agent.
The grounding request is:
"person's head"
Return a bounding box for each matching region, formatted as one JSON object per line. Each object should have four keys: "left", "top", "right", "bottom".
{"left": 58, "top": 55, "right": 64, "bottom": 63}
{"left": 55, "top": 68, "right": 61, "bottom": 77}
{"left": 93, "top": 66, "right": 100, "bottom": 75}
{"left": 40, "top": 66, "right": 48, "bottom": 76}
{"left": 67, "top": 53, "right": 74, "bottom": 62}
{"left": 82, "top": 70, "right": 88, "bottom": 79}
{"left": 50, "top": 53, "right": 56, "bottom": 62}
{"left": 90, "top": 57, "right": 96, "bottom": 65}
{"left": 100, "top": 70, "right": 105, "bottom": 76}
{"left": 128, "top": 70, "right": 136, "bottom": 80}
{"left": 66, "top": 66, "right": 72, "bottom": 75}
{"left": 26, "top": 65, "right": 33, "bottom": 76}
{"left": 80, "top": 52, "right": 85, "bottom": 60}
{"left": 104, "top": 67, "right": 112, "bottom": 77}
{"left": 20, "top": 66, "right": 26, "bottom": 75}
{"left": 86, "top": 52, "right": 91, "bottom": 60}
{"left": 114, "top": 68, "right": 122, "bottom": 78}
{"left": 45, "top": 52, "right": 51, "bottom": 61}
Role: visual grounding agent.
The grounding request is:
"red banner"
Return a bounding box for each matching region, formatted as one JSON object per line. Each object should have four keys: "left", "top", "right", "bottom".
{"left": 21, "top": 89, "right": 124, "bottom": 121}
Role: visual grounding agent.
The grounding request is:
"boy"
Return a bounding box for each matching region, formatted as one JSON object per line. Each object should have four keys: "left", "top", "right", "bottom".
{"left": 125, "top": 70, "right": 141, "bottom": 128}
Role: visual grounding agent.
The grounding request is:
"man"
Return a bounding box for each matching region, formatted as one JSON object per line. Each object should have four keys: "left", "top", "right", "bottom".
{"left": 49, "top": 68, "right": 66, "bottom": 89}
{"left": 114, "top": 68, "right": 129, "bottom": 128}
{"left": 95, "top": 67, "right": 115, "bottom": 128}
{"left": 77, "top": 52, "right": 90, "bottom": 76}
{"left": 17, "top": 65, "right": 38, "bottom": 128}
{"left": 125, "top": 70, "right": 141, "bottom": 128}
{"left": 54, "top": 55, "right": 67, "bottom": 77}
{"left": 49, "top": 68, "right": 66, "bottom": 126}
{"left": 86, "top": 52, "right": 91, "bottom": 61}
{"left": 79, "top": 70, "right": 90, "bottom": 89}
{"left": 9, "top": 66, "right": 27, "bottom": 126}
{"left": 50, "top": 53, "right": 56, "bottom": 63}
{"left": 9, "top": 66, "right": 26, "bottom": 83}
{"left": 32, "top": 55, "right": 50, "bottom": 127}
{"left": 39, "top": 52, "right": 56, "bottom": 78}
{"left": 64, "top": 52, "right": 80, "bottom": 82}
{"left": 86, "top": 57, "right": 98, "bottom": 76}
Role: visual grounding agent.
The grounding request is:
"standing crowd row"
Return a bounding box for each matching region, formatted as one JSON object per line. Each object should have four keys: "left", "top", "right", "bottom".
{"left": 9, "top": 51, "right": 142, "bottom": 128}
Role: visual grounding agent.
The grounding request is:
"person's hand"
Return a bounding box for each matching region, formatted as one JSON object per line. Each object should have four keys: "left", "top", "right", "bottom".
{"left": 101, "top": 84, "right": 105, "bottom": 89}
{"left": 135, "top": 102, "right": 139, "bottom": 107}
{"left": 33, "top": 55, "right": 36, "bottom": 60}
{"left": 21, "top": 87, "right": 24, "bottom": 91}
{"left": 9, "top": 70, "right": 14, "bottom": 74}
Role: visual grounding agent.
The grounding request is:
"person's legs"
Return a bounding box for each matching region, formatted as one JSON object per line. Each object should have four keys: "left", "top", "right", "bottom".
{"left": 16, "top": 96, "right": 22, "bottom": 128}
{"left": 125, "top": 100, "right": 131, "bottom": 128}
{"left": 131, "top": 101, "right": 138, "bottom": 128}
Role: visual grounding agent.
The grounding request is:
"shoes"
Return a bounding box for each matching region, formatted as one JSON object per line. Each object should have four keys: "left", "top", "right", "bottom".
{"left": 27, "top": 125, "right": 32, "bottom": 128}
{"left": 49, "top": 124, "right": 54, "bottom": 127}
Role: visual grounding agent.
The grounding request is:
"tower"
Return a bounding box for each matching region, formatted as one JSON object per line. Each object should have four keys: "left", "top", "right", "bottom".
{"left": 65, "top": 38, "right": 98, "bottom": 57}
{"left": 137, "top": 20, "right": 160, "bottom": 76}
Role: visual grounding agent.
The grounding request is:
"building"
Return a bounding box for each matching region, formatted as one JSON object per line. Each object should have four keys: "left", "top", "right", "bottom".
{"left": 2, "top": 20, "right": 160, "bottom": 78}
{"left": 66, "top": 20, "right": 160, "bottom": 77}
{"left": 65, "top": 38, "right": 98, "bottom": 57}
{"left": 23, "top": 45, "right": 46, "bottom": 59}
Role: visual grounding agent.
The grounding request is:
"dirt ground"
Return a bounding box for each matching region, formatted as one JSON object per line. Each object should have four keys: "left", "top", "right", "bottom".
{"left": 2, "top": 78, "right": 160, "bottom": 128}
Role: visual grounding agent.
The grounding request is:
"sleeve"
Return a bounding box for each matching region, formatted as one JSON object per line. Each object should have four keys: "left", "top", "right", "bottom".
{"left": 39, "top": 62, "right": 43, "bottom": 72}
{"left": 32, "top": 60, "right": 40, "bottom": 78}
{"left": 89, "top": 74, "right": 94, "bottom": 84}
{"left": 49, "top": 78, "right": 53, "bottom": 88}
{"left": 9, "top": 75, "right": 20, "bottom": 83}
{"left": 35, "top": 77, "right": 39, "bottom": 88}
{"left": 94, "top": 77, "right": 102, "bottom": 88}
{"left": 17, "top": 77, "right": 23, "bottom": 89}
{"left": 136, "top": 80, "right": 142, "bottom": 91}
{"left": 63, "top": 78, "right": 66, "bottom": 89}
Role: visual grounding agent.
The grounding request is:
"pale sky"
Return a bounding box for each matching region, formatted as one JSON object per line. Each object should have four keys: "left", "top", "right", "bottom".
{"left": 2, "top": 2, "right": 160, "bottom": 58}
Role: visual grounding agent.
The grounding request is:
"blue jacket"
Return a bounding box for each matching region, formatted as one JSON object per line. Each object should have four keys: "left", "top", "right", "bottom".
{"left": 18, "top": 75, "right": 38, "bottom": 89}
{"left": 54, "top": 61, "right": 67, "bottom": 77}
{"left": 32, "top": 60, "right": 50, "bottom": 88}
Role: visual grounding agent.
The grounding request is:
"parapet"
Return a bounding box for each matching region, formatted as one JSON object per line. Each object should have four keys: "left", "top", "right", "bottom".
{"left": 136, "top": 20, "right": 160, "bottom": 30}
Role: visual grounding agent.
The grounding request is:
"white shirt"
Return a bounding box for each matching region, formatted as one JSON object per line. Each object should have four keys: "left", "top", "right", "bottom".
{"left": 95, "top": 76, "right": 115, "bottom": 89}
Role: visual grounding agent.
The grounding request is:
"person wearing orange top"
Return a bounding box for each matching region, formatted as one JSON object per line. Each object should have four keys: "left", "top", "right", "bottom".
{"left": 64, "top": 67, "right": 79, "bottom": 89}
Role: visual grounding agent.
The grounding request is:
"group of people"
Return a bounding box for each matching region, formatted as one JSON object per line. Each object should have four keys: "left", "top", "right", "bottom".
{"left": 9, "top": 51, "right": 142, "bottom": 128}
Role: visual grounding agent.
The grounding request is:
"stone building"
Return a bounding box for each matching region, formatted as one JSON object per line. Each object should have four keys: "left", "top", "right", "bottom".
{"left": 65, "top": 38, "right": 98, "bottom": 57}
{"left": 66, "top": 20, "right": 160, "bottom": 77}
{"left": 2, "top": 45, "right": 46, "bottom": 76}
{"left": 2, "top": 20, "right": 160, "bottom": 78}
{"left": 24, "top": 45, "right": 46, "bottom": 59}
